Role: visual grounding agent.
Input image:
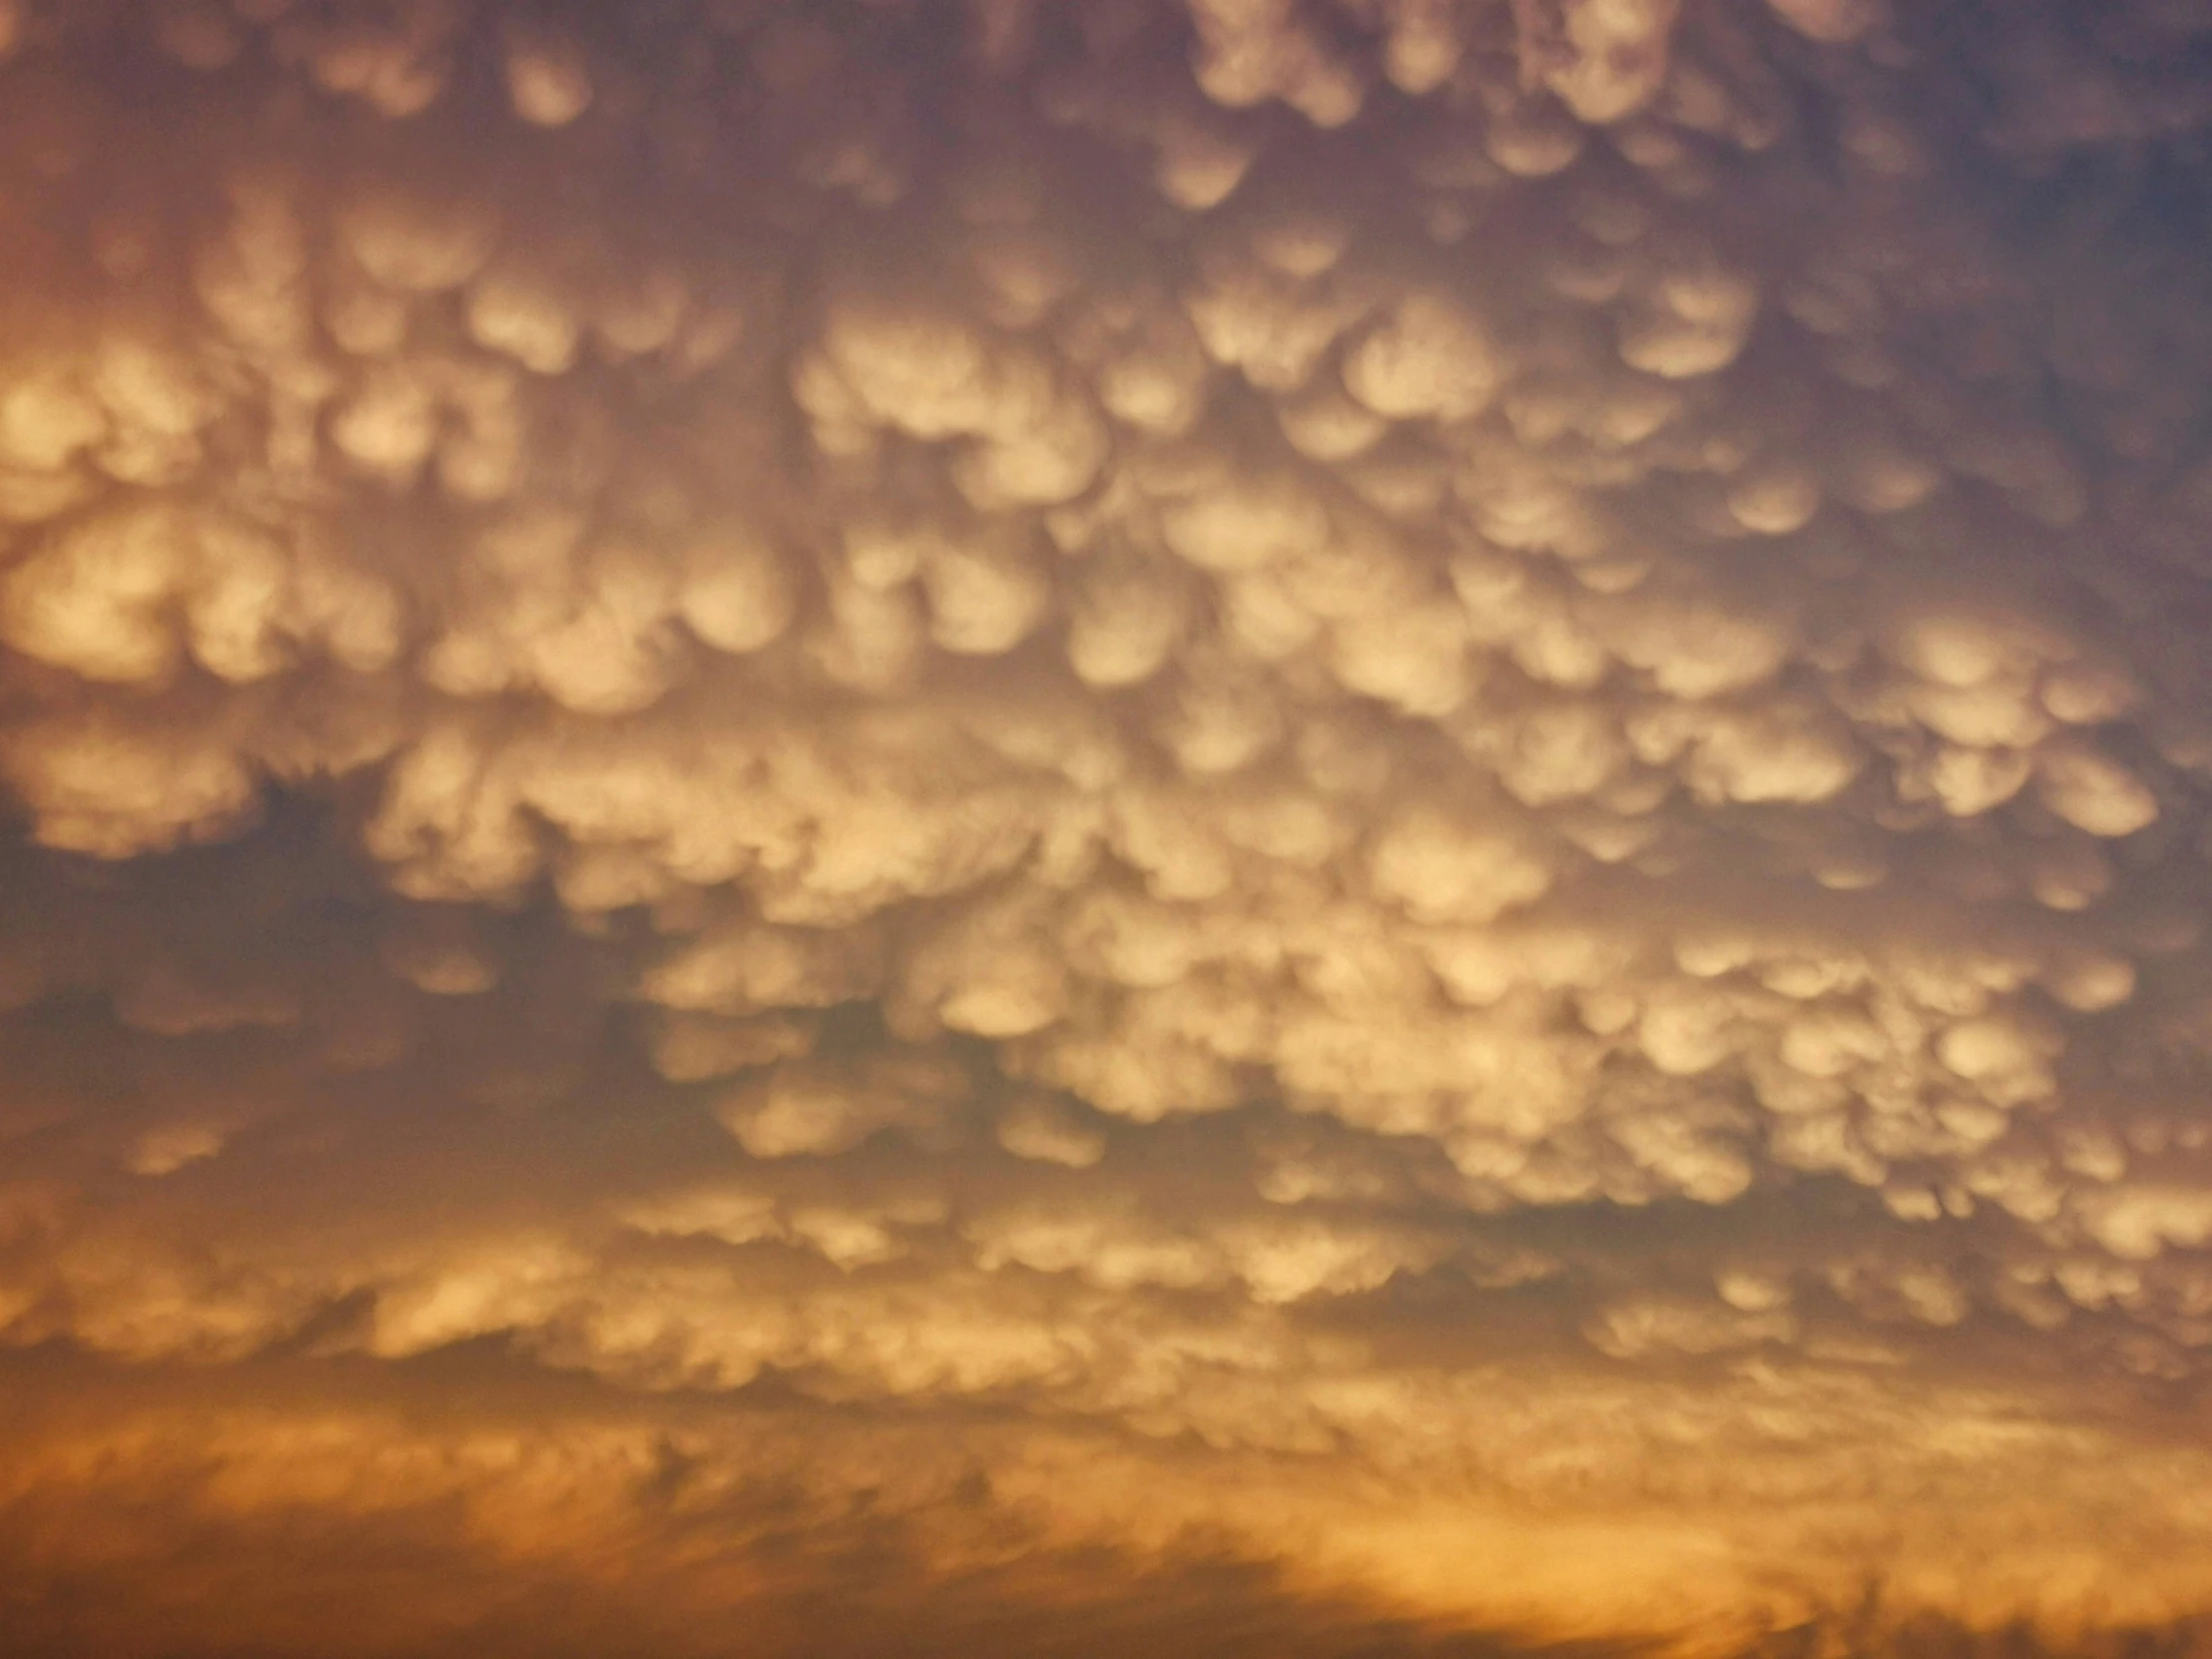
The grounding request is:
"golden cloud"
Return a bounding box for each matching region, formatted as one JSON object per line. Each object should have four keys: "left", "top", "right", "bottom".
{"left": 5, "top": 1, "right": 2212, "bottom": 1653}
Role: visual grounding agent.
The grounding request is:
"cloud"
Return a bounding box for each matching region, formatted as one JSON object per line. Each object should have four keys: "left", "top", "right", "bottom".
{"left": 5, "top": 0, "right": 2212, "bottom": 1654}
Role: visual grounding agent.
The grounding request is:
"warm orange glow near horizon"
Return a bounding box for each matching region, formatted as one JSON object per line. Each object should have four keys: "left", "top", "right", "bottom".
{"left": 4, "top": 2, "right": 2212, "bottom": 1655}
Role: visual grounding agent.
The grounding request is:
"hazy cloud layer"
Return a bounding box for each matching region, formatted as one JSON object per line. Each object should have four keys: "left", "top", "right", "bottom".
{"left": 5, "top": 0, "right": 2212, "bottom": 1653}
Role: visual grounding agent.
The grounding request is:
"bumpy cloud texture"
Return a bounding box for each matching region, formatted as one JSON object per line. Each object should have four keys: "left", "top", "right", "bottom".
{"left": 5, "top": 1, "right": 2212, "bottom": 1654}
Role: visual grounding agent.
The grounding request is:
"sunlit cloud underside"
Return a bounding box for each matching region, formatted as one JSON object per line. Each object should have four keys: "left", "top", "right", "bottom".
{"left": 4, "top": 1, "right": 2212, "bottom": 1654}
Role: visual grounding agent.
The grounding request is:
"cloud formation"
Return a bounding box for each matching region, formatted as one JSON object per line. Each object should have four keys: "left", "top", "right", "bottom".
{"left": 5, "top": 0, "right": 2212, "bottom": 1653}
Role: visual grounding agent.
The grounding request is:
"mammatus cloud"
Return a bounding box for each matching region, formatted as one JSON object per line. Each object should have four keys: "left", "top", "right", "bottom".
{"left": 4, "top": 0, "right": 2212, "bottom": 1653}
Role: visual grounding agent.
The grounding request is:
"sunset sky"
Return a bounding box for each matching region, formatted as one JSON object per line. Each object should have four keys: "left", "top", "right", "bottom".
{"left": 5, "top": 2, "right": 2212, "bottom": 1655}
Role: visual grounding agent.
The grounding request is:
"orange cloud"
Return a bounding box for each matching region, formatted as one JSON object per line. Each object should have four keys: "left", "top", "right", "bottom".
{"left": 5, "top": 2, "right": 2212, "bottom": 1655}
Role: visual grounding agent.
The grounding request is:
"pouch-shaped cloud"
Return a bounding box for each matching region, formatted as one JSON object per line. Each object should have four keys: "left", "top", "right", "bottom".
{"left": 5, "top": 2, "right": 2212, "bottom": 1656}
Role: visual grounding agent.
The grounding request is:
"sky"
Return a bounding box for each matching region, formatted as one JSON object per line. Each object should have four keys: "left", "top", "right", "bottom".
{"left": 3, "top": 1, "right": 2212, "bottom": 1655}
